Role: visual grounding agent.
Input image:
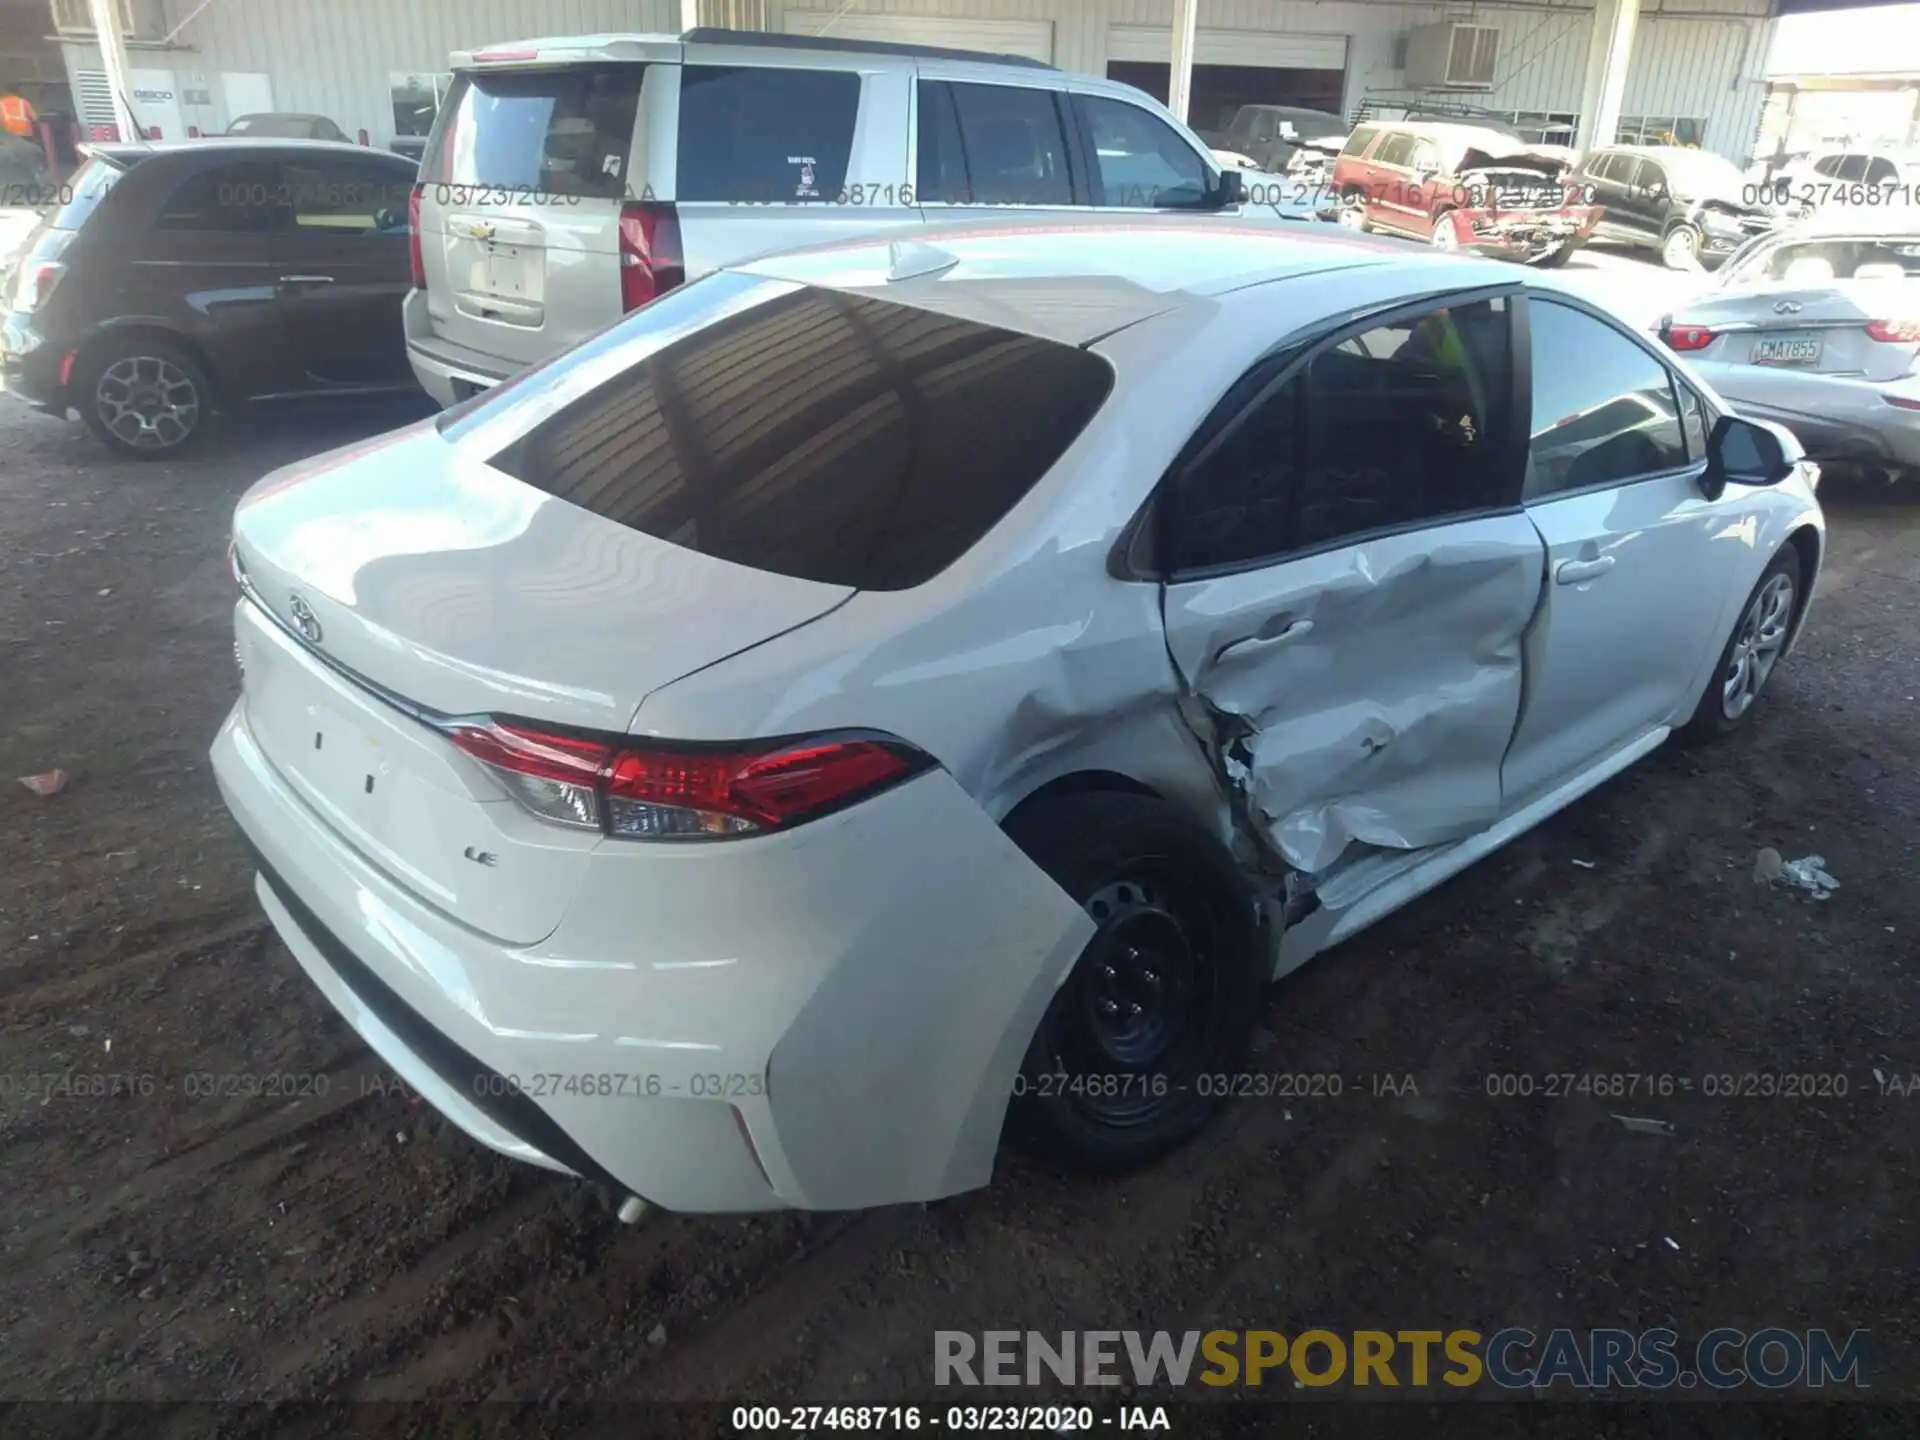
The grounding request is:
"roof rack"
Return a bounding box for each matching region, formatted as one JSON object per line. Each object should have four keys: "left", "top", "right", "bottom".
{"left": 681, "top": 26, "right": 1056, "bottom": 69}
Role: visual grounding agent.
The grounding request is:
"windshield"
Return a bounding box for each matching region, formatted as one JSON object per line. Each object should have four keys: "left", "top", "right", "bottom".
{"left": 47, "top": 156, "right": 125, "bottom": 229}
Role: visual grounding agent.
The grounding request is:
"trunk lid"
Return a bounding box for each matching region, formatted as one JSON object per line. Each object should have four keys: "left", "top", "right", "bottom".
{"left": 416, "top": 60, "right": 654, "bottom": 369}
{"left": 230, "top": 418, "right": 855, "bottom": 736}
{"left": 1671, "top": 282, "right": 1919, "bottom": 381}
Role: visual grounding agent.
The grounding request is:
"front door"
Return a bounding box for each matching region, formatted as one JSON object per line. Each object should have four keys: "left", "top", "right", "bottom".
{"left": 1155, "top": 290, "right": 1541, "bottom": 874}
{"left": 1500, "top": 295, "right": 1749, "bottom": 803}
{"left": 271, "top": 155, "right": 416, "bottom": 388}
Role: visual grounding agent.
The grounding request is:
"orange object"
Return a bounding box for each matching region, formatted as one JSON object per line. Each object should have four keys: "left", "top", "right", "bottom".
{"left": 0, "top": 93, "right": 38, "bottom": 138}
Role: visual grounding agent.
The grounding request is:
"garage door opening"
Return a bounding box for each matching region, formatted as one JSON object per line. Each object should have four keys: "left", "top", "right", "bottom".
{"left": 1107, "top": 63, "right": 1343, "bottom": 140}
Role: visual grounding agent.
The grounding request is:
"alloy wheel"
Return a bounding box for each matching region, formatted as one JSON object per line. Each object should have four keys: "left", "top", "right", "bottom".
{"left": 94, "top": 356, "right": 201, "bottom": 452}
{"left": 1663, "top": 226, "right": 1700, "bottom": 268}
{"left": 1721, "top": 571, "right": 1795, "bottom": 720}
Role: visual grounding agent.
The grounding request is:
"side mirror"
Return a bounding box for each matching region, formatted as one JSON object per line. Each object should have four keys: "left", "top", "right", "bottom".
{"left": 1209, "top": 167, "right": 1245, "bottom": 209}
{"left": 1702, "top": 414, "right": 1800, "bottom": 499}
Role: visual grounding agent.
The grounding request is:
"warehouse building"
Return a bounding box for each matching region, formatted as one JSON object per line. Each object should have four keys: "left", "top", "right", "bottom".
{"left": 32, "top": 0, "right": 1845, "bottom": 165}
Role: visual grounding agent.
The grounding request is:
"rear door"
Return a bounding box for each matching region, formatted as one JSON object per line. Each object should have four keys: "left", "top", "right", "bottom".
{"left": 1623, "top": 156, "right": 1669, "bottom": 244}
{"left": 140, "top": 158, "right": 295, "bottom": 400}
{"left": 1363, "top": 131, "right": 1419, "bottom": 232}
{"left": 272, "top": 153, "right": 416, "bottom": 387}
{"left": 1155, "top": 290, "right": 1541, "bottom": 873}
{"left": 672, "top": 57, "right": 919, "bottom": 275}
{"left": 1500, "top": 296, "right": 1745, "bottom": 802}
{"left": 416, "top": 62, "right": 649, "bottom": 370}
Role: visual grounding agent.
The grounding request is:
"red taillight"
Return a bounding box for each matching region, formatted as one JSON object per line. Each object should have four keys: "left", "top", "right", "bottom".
{"left": 408, "top": 183, "right": 425, "bottom": 290}
{"left": 617, "top": 201, "right": 685, "bottom": 312}
{"left": 1865, "top": 318, "right": 1920, "bottom": 343}
{"left": 1885, "top": 394, "right": 1920, "bottom": 411}
{"left": 1663, "top": 324, "right": 1717, "bottom": 352}
{"left": 444, "top": 720, "right": 927, "bottom": 839}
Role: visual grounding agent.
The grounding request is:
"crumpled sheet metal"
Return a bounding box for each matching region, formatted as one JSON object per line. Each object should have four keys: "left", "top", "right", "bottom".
{"left": 1184, "top": 527, "right": 1541, "bottom": 874}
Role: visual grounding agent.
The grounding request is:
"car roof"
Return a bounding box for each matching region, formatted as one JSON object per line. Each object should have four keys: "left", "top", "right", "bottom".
{"left": 1377, "top": 121, "right": 1516, "bottom": 147}
{"left": 86, "top": 137, "right": 408, "bottom": 163}
{"left": 1758, "top": 208, "right": 1920, "bottom": 239}
{"left": 733, "top": 215, "right": 1514, "bottom": 345}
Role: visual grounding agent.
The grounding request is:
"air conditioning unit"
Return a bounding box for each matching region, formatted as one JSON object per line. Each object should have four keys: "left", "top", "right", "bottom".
{"left": 49, "top": 0, "right": 146, "bottom": 38}
{"left": 1402, "top": 23, "right": 1501, "bottom": 90}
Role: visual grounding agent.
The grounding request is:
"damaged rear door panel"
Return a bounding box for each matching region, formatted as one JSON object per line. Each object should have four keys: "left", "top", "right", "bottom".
{"left": 1149, "top": 288, "right": 1543, "bottom": 875}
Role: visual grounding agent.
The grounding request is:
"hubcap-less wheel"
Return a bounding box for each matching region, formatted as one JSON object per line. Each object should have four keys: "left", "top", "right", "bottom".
{"left": 1045, "top": 874, "right": 1214, "bottom": 1127}
{"left": 1663, "top": 226, "right": 1700, "bottom": 268}
{"left": 95, "top": 356, "right": 201, "bottom": 451}
{"left": 1338, "top": 194, "right": 1368, "bottom": 230}
{"left": 1430, "top": 218, "right": 1459, "bottom": 249}
{"left": 1721, "top": 571, "right": 1794, "bottom": 720}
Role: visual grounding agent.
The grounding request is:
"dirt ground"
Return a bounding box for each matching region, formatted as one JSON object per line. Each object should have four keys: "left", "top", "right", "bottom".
{"left": 0, "top": 399, "right": 1915, "bottom": 1434}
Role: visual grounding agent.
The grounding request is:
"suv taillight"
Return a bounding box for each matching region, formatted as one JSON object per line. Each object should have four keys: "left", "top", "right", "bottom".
{"left": 617, "top": 201, "right": 684, "bottom": 312}
{"left": 444, "top": 719, "right": 931, "bottom": 839}
{"left": 408, "top": 183, "right": 426, "bottom": 290}
{"left": 1865, "top": 318, "right": 1920, "bottom": 343}
{"left": 1662, "top": 323, "right": 1717, "bottom": 352}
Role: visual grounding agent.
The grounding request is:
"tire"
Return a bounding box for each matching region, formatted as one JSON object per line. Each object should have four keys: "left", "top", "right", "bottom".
{"left": 1428, "top": 211, "right": 1460, "bottom": 249}
{"left": 1337, "top": 190, "right": 1371, "bottom": 233}
{"left": 1660, "top": 223, "right": 1703, "bottom": 271}
{"left": 1680, "top": 545, "right": 1801, "bottom": 742}
{"left": 1534, "top": 242, "right": 1578, "bottom": 268}
{"left": 1001, "top": 791, "right": 1265, "bottom": 1173}
{"left": 76, "top": 336, "right": 213, "bottom": 458}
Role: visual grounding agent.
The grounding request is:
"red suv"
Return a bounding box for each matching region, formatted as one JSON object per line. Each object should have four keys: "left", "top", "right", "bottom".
{"left": 1331, "top": 121, "right": 1600, "bottom": 266}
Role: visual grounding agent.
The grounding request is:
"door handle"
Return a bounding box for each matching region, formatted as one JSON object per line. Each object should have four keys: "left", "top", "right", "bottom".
{"left": 1213, "top": 616, "right": 1314, "bottom": 664}
{"left": 278, "top": 274, "right": 335, "bottom": 284}
{"left": 1555, "top": 555, "right": 1616, "bottom": 585}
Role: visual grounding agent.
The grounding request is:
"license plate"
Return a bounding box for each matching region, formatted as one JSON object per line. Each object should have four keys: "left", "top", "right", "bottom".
{"left": 481, "top": 244, "right": 529, "bottom": 298}
{"left": 1751, "top": 337, "right": 1821, "bottom": 365}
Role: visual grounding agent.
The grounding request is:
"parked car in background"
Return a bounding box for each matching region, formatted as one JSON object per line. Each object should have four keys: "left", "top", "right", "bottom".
{"left": 214, "top": 217, "right": 1821, "bottom": 1215}
{"left": 1206, "top": 104, "right": 1348, "bottom": 177}
{"left": 405, "top": 26, "right": 1313, "bottom": 408}
{"left": 1765, "top": 148, "right": 1920, "bottom": 208}
{"left": 1, "top": 140, "right": 420, "bottom": 455}
{"left": 1576, "top": 144, "right": 1777, "bottom": 269}
{"left": 1659, "top": 216, "right": 1920, "bottom": 478}
{"left": 1330, "top": 121, "right": 1599, "bottom": 264}
{"left": 228, "top": 112, "right": 352, "bottom": 143}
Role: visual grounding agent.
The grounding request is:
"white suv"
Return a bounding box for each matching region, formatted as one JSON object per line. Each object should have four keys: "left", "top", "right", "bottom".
{"left": 403, "top": 26, "right": 1301, "bottom": 406}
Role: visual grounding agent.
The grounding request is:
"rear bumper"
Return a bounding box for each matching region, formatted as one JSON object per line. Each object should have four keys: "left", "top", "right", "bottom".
{"left": 403, "top": 290, "right": 516, "bottom": 409}
{"left": 1, "top": 310, "right": 67, "bottom": 414}
{"left": 1695, "top": 364, "right": 1920, "bottom": 468}
{"left": 210, "top": 675, "right": 1091, "bottom": 1213}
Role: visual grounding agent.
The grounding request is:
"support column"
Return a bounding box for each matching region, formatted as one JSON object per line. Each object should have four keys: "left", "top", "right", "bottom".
{"left": 87, "top": 0, "right": 139, "bottom": 141}
{"left": 1168, "top": 0, "right": 1199, "bottom": 125}
{"left": 681, "top": 0, "right": 701, "bottom": 34}
{"left": 1573, "top": 0, "right": 1640, "bottom": 155}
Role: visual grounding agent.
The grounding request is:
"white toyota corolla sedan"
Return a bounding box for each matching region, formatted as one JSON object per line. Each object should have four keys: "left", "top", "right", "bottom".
{"left": 212, "top": 218, "right": 1824, "bottom": 1216}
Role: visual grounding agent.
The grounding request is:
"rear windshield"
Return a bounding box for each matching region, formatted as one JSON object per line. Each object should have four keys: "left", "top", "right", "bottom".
{"left": 422, "top": 64, "right": 644, "bottom": 200}
{"left": 48, "top": 157, "right": 125, "bottom": 230}
{"left": 486, "top": 282, "right": 1114, "bottom": 590}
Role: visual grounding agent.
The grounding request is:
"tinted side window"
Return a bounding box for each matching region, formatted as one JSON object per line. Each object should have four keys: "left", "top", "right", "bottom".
{"left": 1864, "top": 156, "right": 1897, "bottom": 185}
{"left": 1079, "top": 95, "right": 1206, "bottom": 208}
{"left": 1834, "top": 154, "right": 1868, "bottom": 183}
{"left": 679, "top": 66, "right": 859, "bottom": 203}
{"left": 1342, "top": 124, "right": 1379, "bottom": 158}
{"left": 155, "top": 162, "right": 287, "bottom": 233}
{"left": 1812, "top": 155, "right": 1842, "bottom": 178}
{"left": 948, "top": 83, "right": 1074, "bottom": 206}
{"left": 1167, "top": 296, "right": 1516, "bottom": 572}
{"left": 1527, "top": 299, "right": 1687, "bottom": 499}
{"left": 283, "top": 159, "right": 413, "bottom": 234}
{"left": 1592, "top": 152, "right": 1623, "bottom": 181}
{"left": 486, "top": 285, "right": 1113, "bottom": 590}
{"left": 1632, "top": 158, "right": 1668, "bottom": 195}
{"left": 916, "top": 80, "right": 970, "bottom": 202}
{"left": 1374, "top": 133, "right": 1415, "bottom": 167}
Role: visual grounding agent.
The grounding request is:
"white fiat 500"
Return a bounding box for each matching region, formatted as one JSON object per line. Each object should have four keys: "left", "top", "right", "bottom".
{"left": 213, "top": 219, "right": 1824, "bottom": 1215}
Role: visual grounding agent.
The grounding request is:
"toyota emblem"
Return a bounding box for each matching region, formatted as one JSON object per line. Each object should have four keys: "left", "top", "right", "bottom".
{"left": 288, "top": 592, "right": 322, "bottom": 645}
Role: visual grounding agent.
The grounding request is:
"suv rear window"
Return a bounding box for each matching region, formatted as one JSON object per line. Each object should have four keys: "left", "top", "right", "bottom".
{"left": 486, "top": 281, "right": 1113, "bottom": 590}
{"left": 422, "top": 64, "right": 643, "bottom": 200}
{"left": 677, "top": 65, "right": 859, "bottom": 203}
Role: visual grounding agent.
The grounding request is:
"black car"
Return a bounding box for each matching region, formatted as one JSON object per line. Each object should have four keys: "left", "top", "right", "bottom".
{"left": 1209, "top": 104, "right": 1349, "bottom": 174}
{"left": 1, "top": 139, "right": 419, "bottom": 456}
{"left": 1575, "top": 144, "right": 1776, "bottom": 270}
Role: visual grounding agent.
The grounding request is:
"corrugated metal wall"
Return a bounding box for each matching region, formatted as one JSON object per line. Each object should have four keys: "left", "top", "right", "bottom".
{"left": 100, "top": 0, "right": 1768, "bottom": 161}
